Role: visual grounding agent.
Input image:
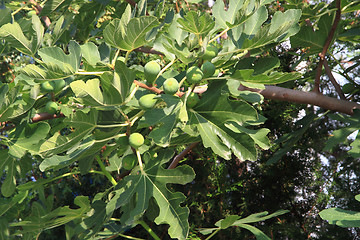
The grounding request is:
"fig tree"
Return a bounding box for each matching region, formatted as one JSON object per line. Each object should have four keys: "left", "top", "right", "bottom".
{"left": 129, "top": 133, "right": 144, "bottom": 149}
{"left": 139, "top": 94, "right": 158, "bottom": 109}
{"left": 45, "top": 101, "right": 59, "bottom": 114}
{"left": 186, "top": 92, "right": 200, "bottom": 108}
{"left": 122, "top": 154, "right": 137, "bottom": 170}
{"left": 203, "top": 45, "right": 218, "bottom": 61}
{"left": 163, "top": 78, "right": 179, "bottom": 95}
{"left": 41, "top": 81, "right": 55, "bottom": 92}
{"left": 144, "top": 61, "right": 161, "bottom": 84}
{"left": 186, "top": 66, "right": 203, "bottom": 84}
{"left": 201, "top": 62, "right": 215, "bottom": 78}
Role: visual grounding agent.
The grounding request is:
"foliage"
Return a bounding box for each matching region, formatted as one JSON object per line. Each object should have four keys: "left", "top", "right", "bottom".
{"left": 0, "top": 0, "right": 360, "bottom": 239}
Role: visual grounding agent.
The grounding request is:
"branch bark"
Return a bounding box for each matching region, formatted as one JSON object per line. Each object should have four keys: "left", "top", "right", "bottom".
{"left": 238, "top": 85, "right": 360, "bottom": 115}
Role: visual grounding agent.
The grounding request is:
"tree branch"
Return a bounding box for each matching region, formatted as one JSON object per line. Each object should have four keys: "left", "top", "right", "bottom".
{"left": 238, "top": 85, "right": 360, "bottom": 115}
{"left": 134, "top": 46, "right": 164, "bottom": 56}
{"left": 168, "top": 142, "right": 199, "bottom": 169}
{"left": 323, "top": 58, "right": 346, "bottom": 100}
{"left": 313, "top": 0, "right": 341, "bottom": 93}
{"left": 29, "top": 0, "right": 51, "bottom": 28}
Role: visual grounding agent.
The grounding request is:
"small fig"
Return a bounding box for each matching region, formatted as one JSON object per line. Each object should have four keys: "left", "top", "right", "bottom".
{"left": 45, "top": 101, "right": 59, "bottom": 114}
{"left": 186, "top": 66, "right": 203, "bottom": 84}
{"left": 139, "top": 94, "right": 158, "bottom": 109}
{"left": 122, "top": 154, "right": 137, "bottom": 170}
{"left": 129, "top": 133, "right": 144, "bottom": 149}
{"left": 144, "top": 61, "right": 161, "bottom": 84}
{"left": 186, "top": 92, "right": 200, "bottom": 108}
{"left": 53, "top": 79, "right": 66, "bottom": 92}
{"left": 41, "top": 81, "right": 55, "bottom": 92}
{"left": 201, "top": 62, "right": 215, "bottom": 78}
{"left": 203, "top": 45, "right": 218, "bottom": 61}
{"left": 163, "top": 78, "right": 179, "bottom": 95}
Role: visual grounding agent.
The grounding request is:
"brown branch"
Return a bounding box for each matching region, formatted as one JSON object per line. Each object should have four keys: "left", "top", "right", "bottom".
{"left": 124, "top": 0, "right": 136, "bottom": 7}
{"left": 238, "top": 85, "right": 360, "bottom": 115}
{"left": 168, "top": 142, "right": 199, "bottom": 169}
{"left": 313, "top": 0, "right": 341, "bottom": 93}
{"left": 29, "top": 0, "right": 51, "bottom": 28}
{"left": 323, "top": 58, "right": 346, "bottom": 100}
{"left": 32, "top": 112, "right": 65, "bottom": 122}
{"left": 134, "top": 46, "right": 164, "bottom": 56}
{"left": 133, "top": 80, "right": 186, "bottom": 97}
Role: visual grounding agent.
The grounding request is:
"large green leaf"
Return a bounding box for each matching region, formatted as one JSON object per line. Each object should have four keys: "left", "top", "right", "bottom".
{"left": 239, "top": 9, "right": 301, "bottom": 50}
{"left": 177, "top": 11, "right": 215, "bottom": 36}
{"left": 70, "top": 62, "right": 135, "bottom": 106}
{"left": 0, "top": 84, "right": 36, "bottom": 121}
{"left": 320, "top": 201, "right": 360, "bottom": 228}
{"left": 187, "top": 81, "right": 259, "bottom": 160}
{"left": 230, "top": 69, "right": 302, "bottom": 85}
{"left": 290, "top": 13, "right": 334, "bottom": 55}
{"left": 104, "top": 16, "right": 159, "bottom": 51}
{"left": 39, "top": 110, "right": 97, "bottom": 158}
{"left": 0, "top": 16, "right": 44, "bottom": 56}
{"left": 212, "top": 0, "right": 246, "bottom": 29}
{"left": 106, "top": 151, "right": 195, "bottom": 240}
{"left": 10, "top": 196, "right": 91, "bottom": 233}
{"left": 0, "top": 7, "right": 11, "bottom": 27}
{"left": 139, "top": 95, "right": 182, "bottom": 147}
{"left": 2, "top": 122, "right": 50, "bottom": 158}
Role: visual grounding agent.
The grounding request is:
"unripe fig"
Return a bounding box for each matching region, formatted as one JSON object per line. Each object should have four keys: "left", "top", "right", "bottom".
{"left": 186, "top": 66, "right": 203, "bottom": 84}
{"left": 342, "top": 83, "right": 355, "bottom": 94}
{"left": 203, "top": 45, "right": 218, "bottom": 61}
{"left": 163, "top": 78, "right": 179, "bottom": 95}
{"left": 139, "top": 94, "right": 158, "bottom": 109}
{"left": 45, "top": 101, "right": 59, "bottom": 114}
{"left": 122, "top": 154, "right": 137, "bottom": 170}
{"left": 41, "top": 81, "right": 55, "bottom": 92}
{"left": 201, "top": 62, "right": 215, "bottom": 78}
{"left": 53, "top": 79, "right": 66, "bottom": 92}
{"left": 186, "top": 92, "right": 200, "bottom": 108}
{"left": 129, "top": 133, "right": 144, "bottom": 149}
{"left": 144, "top": 61, "right": 161, "bottom": 84}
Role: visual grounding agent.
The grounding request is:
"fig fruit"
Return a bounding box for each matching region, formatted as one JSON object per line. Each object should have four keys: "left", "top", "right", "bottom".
{"left": 186, "top": 92, "right": 200, "bottom": 108}
{"left": 342, "top": 83, "right": 355, "bottom": 94}
{"left": 201, "top": 62, "right": 215, "bottom": 78}
{"left": 163, "top": 78, "right": 179, "bottom": 95}
{"left": 122, "top": 154, "right": 137, "bottom": 170}
{"left": 144, "top": 61, "right": 161, "bottom": 84}
{"left": 139, "top": 94, "right": 158, "bottom": 109}
{"left": 45, "top": 101, "right": 59, "bottom": 114}
{"left": 41, "top": 81, "right": 55, "bottom": 92}
{"left": 186, "top": 66, "right": 203, "bottom": 84}
{"left": 203, "top": 45, "right": 218, "bottom": 61}
{"left": 129, "top": 133, "right": 144, "bottom": 149}
{"left": 53, "top": 79, "right": 66, "bottom": 92}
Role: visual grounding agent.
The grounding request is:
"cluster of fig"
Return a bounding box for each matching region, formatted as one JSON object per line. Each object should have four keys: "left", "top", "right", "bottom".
{"left": 40, "top": 79, "right": 66, "bottom": 114}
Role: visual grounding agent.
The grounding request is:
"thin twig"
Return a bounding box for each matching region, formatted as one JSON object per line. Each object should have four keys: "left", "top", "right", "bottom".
{"left": 29, "top": 0, "right": 51, "bottom": 28}
{"left": 313, "top": 0, "right": 341, "bottom": 93}
{"left": 168, "top": 142, "right": 199, "bottom": 169}
{"left": 323, "top": 58, "right": 346, "bottom": 100}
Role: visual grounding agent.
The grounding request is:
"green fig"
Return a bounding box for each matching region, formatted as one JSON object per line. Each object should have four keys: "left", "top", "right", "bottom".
{"left": 144, "top": 61, "right": 161, "bottom": 84}
{"left": 45, "top": 101, "right": 59, "bottom": 114}
{"left": 129, "top": 133, "right": 144, "bottom": 149}
{"left": 163, "top": 78, "right": 179, "bottom": 95}
{"left": 201, "top": 62, "right": 216, "bottom": 78}
{"left": 186, "top": 66, "right": 203, "bottom": 84}
{"left": 203, "top": 45, "right": 218, "bottom": 61}
{"left": 122, "top": 154, "right": 137, "bottom": 170}
{"left": 139, "top": 94, "right": 158, "bottom": 109}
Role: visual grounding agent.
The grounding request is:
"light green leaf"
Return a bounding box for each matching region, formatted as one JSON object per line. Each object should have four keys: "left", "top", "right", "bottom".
{"left": 39, "top": 110, "right": 97, "bottom": 157}
{"left": 0, "top": 16, "right": 44, "bottom": 56}
{"left": 40, "top": 0, "right": 72, "bottom": 16}
{"left": 217, "top": 215, "right": 240, "bottom": 229}
{"left": 236, "top": 224, "right": 270, "bottom": 240}
{"left": 212, "top": 0, "right": 245, "bottom": 29}
{"left": 230, "top": 69, "right": 302, "bottom": 84}
{"left": 188, "top": 81, "right": 259, "bottom": 160}
{"left": 233, "top": 210, "right": 289, "bottom": 224}
{"left": 240, "top": 9, "right": 301, "bottom": 50}
{"left": 162, "top": 38, "right": 196, "bottom": 64}
{"left": 320, "top": 207, "right": 360, "bottom": 227}
{"left": 177, "top": 11, "right": 215, "bottom": 36}
{"left": 0, "top": 8, "right": 11, "bottom": 27}
{"left": 104, "top": 16, "right": 159, "bottom": 51}
{"left": 106, "top": 151, "right": 195, "bottom": 240}
{"left": 2, "top": 122, "right": 50, "bottom": 158}
{"left": 81, "top": 42, "right": 101, "bottom": 66}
